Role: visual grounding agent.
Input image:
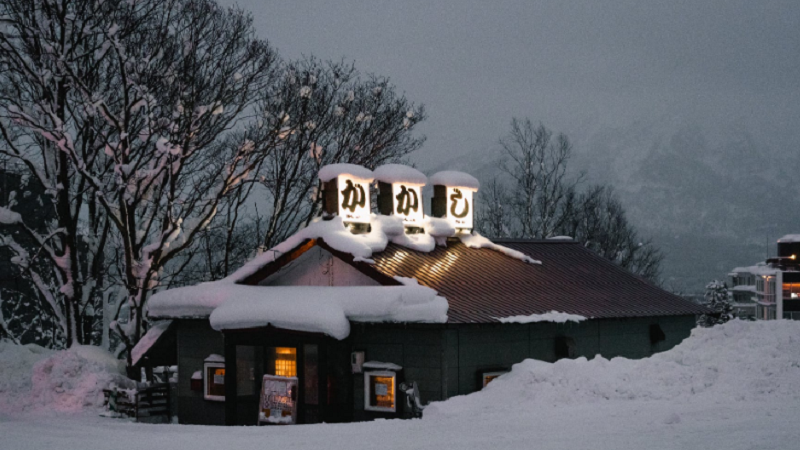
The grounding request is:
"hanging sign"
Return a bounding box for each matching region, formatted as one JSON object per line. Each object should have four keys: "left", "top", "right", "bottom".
{"left": 337, "top": 176, "right": 371, "bottom": 224}
{"left": 446, "top": 187, "right": 474, "bottom": 229}
{"left": 392, "top": 183, "right": 424, "bottom": 225}
{"left": 258, "top": 375, "right": 298, "bottom": 425}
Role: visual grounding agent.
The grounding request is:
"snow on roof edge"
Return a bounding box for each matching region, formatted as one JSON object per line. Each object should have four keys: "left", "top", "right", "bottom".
{"left": 318, "top": 163, "right": 374, "bottom": 182}
{"left": 373, "top": 164, "right": 427, "bottom": 185}
{"left": 428, "top": 171, "right": 480, "bottom": 190}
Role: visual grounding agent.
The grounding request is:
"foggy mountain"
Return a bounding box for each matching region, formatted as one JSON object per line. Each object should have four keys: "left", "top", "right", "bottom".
{"left": 428, "top": 117, "right": 800, "bottom": 293}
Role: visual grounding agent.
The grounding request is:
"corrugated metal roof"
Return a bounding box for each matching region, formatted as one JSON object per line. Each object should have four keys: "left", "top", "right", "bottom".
{"left": 369, "top": 238, "right": 707, "bottom": 323}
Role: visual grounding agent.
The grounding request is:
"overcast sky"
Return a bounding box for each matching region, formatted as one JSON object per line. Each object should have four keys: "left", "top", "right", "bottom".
{"left": 220, "top": 0, "right": 800, "bottom": 170}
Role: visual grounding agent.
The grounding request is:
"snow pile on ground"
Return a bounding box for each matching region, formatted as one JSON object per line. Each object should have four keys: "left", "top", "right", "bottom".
{"left": 496, "top": 310, "right": 586, "bottom": 323}
{"left": 0, "top": 341, "right": 130, "bottom": 414}
{"left": 425, "top": 320, "right": 800, "bottom": 418}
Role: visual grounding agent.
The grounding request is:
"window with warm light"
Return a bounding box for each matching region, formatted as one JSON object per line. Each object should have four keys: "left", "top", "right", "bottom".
{"left": 274, "top": 347, "right": 297, "bottom": 377}
{"left": 481, "top": 371, "right": 508, "bottom": 388}
{"left": 204, "top": 362, "right": 226, "bottom": 401}
{"left": 364, "top": 371, "right": 396, "bottom": 412}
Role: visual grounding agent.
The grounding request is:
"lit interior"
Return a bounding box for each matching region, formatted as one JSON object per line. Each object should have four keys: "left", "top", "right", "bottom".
{"left": 206, "top": 366, "right": 225, "bottom": 398}
{"left": 369, "top": 375, "right": 395, "bottom": 410}
{"left": 275, "top": 347, "right": 297, "bottom": 377}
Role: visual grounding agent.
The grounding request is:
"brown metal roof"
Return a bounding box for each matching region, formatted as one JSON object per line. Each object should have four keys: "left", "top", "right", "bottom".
{"left": 368, "top": 238, "right": 707, "bottom": 323}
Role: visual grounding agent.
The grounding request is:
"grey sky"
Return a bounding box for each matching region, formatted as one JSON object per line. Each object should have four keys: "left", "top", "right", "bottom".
{"left": 221, "top": 0, "right": 800, "bottom": 169}
{"left": 221, "top": 0, "right": 800, "bottom": 290}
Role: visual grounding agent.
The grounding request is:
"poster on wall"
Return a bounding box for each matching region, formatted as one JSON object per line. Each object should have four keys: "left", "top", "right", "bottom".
{"left": 258, "top": 375, "right": 298, "bottom": 425}
{"left": 337, "top": 176, "right": 371, "bottom": 224}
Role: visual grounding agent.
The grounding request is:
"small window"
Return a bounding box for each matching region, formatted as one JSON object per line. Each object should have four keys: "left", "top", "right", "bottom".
{"left": 481, "top": 370, "right": 508, "bottom": 388}
{"left": 364, "top": 371, "right": 396, "bottom": 413}
{"left": 649, "top": 324, "right": 666, "bottom": 344}
{"left": 204, "top": 361, "right": 225, "bottom": 401}
{"left": 274, "top": 347, "right": 297, "bottom": 377}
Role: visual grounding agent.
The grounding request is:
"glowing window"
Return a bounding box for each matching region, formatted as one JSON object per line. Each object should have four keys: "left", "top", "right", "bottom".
{"left": 481, "top": 371, "right": 507, "bottom": 388}
{"left": 275, "top": 347, "right": 297, "bottom": 377}
{"left": 364, "top": 371, "right": 396, "bottom": 412}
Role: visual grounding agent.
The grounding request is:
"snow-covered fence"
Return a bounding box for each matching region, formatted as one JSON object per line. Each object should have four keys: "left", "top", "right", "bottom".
{"left": 103, "top": 384, "right": 170, "bottom": 423}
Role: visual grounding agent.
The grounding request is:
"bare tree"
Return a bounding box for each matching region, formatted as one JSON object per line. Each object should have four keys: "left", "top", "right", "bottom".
{"left": 1, "top": 0, "right": 278, "bottom": 355}
{"left": 487, "top": 119, "right": 663, "bottom": 282}
{"left": 500, "top": 118, "right": 581, "bottom": 239}
{"left": 254, "top": 58, "right": 426, "bottom": 248}
{"left": 476, "top": 178, "right": 511, "bottom": 238}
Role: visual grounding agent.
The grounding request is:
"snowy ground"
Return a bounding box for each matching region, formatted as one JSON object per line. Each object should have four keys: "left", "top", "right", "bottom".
{"left": 2, "top": 320, "right": 799, "bottom": 450}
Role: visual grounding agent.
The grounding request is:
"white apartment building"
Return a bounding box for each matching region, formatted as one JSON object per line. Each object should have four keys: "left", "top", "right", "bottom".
{"left": 727, "top": 235, "right": 800, "bottom": 321}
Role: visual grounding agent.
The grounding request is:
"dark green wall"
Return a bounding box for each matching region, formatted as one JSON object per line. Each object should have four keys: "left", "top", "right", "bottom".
{"left": 175, "top": 320, "right": 225, "bottom": 425}
{"left": 173, "top": 314, "right": 696, "bottom": 424}
{"left": 353, "top": 315, "right": 696, "bottom": 406}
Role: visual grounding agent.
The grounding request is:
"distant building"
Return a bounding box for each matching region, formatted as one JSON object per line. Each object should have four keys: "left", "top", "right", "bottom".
{"left": 727, "top": 235, "right": 800, "bottom": 321}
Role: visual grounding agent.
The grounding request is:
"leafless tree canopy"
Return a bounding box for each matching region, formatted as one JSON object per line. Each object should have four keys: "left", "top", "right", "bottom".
{"left": 478, "top": 119, "right": 663, "bottom": 282}
{"left": 0, "top": 0, "right": 427, "bottom": 353}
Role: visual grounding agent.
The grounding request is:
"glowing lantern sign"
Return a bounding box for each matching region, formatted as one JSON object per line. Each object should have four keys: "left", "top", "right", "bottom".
{"left": 319, "top": 164, "right": 374, "bottom": 226}
{"left": 430, "top": 171, "right": 479, "bottom": 231}
{"left": 375, "top": 164, "right": 427, "bottom": 228}
{"left": 336, "top": 176, "right": 371, "bottom": 224}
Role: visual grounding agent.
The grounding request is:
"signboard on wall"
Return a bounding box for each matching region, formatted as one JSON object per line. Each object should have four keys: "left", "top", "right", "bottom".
{"left": 392, "top": 183, "right": 424, "bottom": 225}
{"left": 446, "top": 187, "right": 474, "bottom": 230}
{"left": 336, "top": 176, "right": 371, "bottom": 224}
{"left": 258, "top": 375, "right": 298, "bottom": 425}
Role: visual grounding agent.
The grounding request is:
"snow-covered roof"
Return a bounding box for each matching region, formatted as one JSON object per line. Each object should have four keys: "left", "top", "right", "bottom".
{"left": 130, "top": 320, "right": 173, "bottom": 367}
{"left": 373, "top": 164, "right": 427, "bottom": 185}
{"left": 318, "top": 163, "right": 374, "bottom": 182}
{"left": 208, "top": 285, "right": 447, "bottom": 340}
{"left": 429, "top": 171, "right": 480, "bottom": 190}
{"left": 777, "top": 234, "right": 800, "bottom": 243}
{"left": 148, "top": 213, "right": 542, "bottom": 338}
{"left": 729, "top": 263, "right": 776, "bottom": 276}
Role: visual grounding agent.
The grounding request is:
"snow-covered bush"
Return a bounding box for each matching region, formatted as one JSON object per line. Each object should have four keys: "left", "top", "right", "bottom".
{"left": 0, "top": 341, "right": 131, "bottom": 414}
{"left": 697, "top": 279, "right": 735, "bottom": 327}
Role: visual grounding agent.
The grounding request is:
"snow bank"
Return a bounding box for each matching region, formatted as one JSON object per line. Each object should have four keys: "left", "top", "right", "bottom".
{"left": 424, "top": 320, "right": 800, "bottom": 419}
{"left": 429, "top": 171, "right": 480, "bottom": 190}
{"left": 496, "top": 311, "right": 586, "bottom": 324}
{"left": 0, "top": 342, "right": 131, "bottom": 415}
{"left": 373, "top": 164, "right": 427, "bottom": 185}
{"left": 318, "top": 163, "right": 374, "bottom": 182}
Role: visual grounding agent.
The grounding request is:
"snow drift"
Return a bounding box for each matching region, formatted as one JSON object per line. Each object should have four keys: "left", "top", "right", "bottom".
{"left": 0, "top": 341, "right": 131, "bottom": 414}
{"left": 425, "top": 320, "right": 800, "bottom": 419}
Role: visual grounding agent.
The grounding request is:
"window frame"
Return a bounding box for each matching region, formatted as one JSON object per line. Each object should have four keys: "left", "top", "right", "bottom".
{"left": 203, "top": 361, "right": 226, "bottom": 402}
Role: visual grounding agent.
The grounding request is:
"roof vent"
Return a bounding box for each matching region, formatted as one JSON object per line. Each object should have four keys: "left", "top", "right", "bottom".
{"left": 429, "top": 171, "right": 480, "bottom": 231}
{"left": 374, "top": 164, "right": 427, "bottom": 230}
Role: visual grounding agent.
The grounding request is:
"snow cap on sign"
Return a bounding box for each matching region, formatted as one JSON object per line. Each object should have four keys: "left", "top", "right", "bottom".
{"left": 373, "top": 164, "right": 428, "bottom": 185}
{"left": 778, "top": 234, "right": 800, "bottom": 243}
{"left": 318, "top": 163, "right": 374, "bottom": 182}
{"left": 429, "top": 171, "right": 479, "bottom": 190}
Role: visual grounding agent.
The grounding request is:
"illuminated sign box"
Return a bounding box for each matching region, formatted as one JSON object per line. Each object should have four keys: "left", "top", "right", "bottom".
{"left": 336, "top": 176, "right": 371, "bottom": 224}
{"left": 203, "top": 358, "right": 225, "bottom": 402}
{"left": 429, "top": 170, "right": 480, "bottom": 231}
{"left": 364, "top": 371, "right": 397, "bottom": 413}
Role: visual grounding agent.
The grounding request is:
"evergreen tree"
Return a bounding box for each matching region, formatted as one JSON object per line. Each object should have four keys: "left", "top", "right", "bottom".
{"left": 698, "top": 280, "right": 735, "bottom": 327}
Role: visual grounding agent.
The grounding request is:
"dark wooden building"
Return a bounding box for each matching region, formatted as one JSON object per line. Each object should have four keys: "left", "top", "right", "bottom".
{"left": 136, "top": 233, "right": 706, "bottom": 426}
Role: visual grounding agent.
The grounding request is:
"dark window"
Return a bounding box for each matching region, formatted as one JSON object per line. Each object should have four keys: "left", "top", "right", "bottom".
{"left": 649, "top": 324, "right": 666, "bottom": 344}
{"left": 555, "top": 336, "right": 576, "bottom": 359}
